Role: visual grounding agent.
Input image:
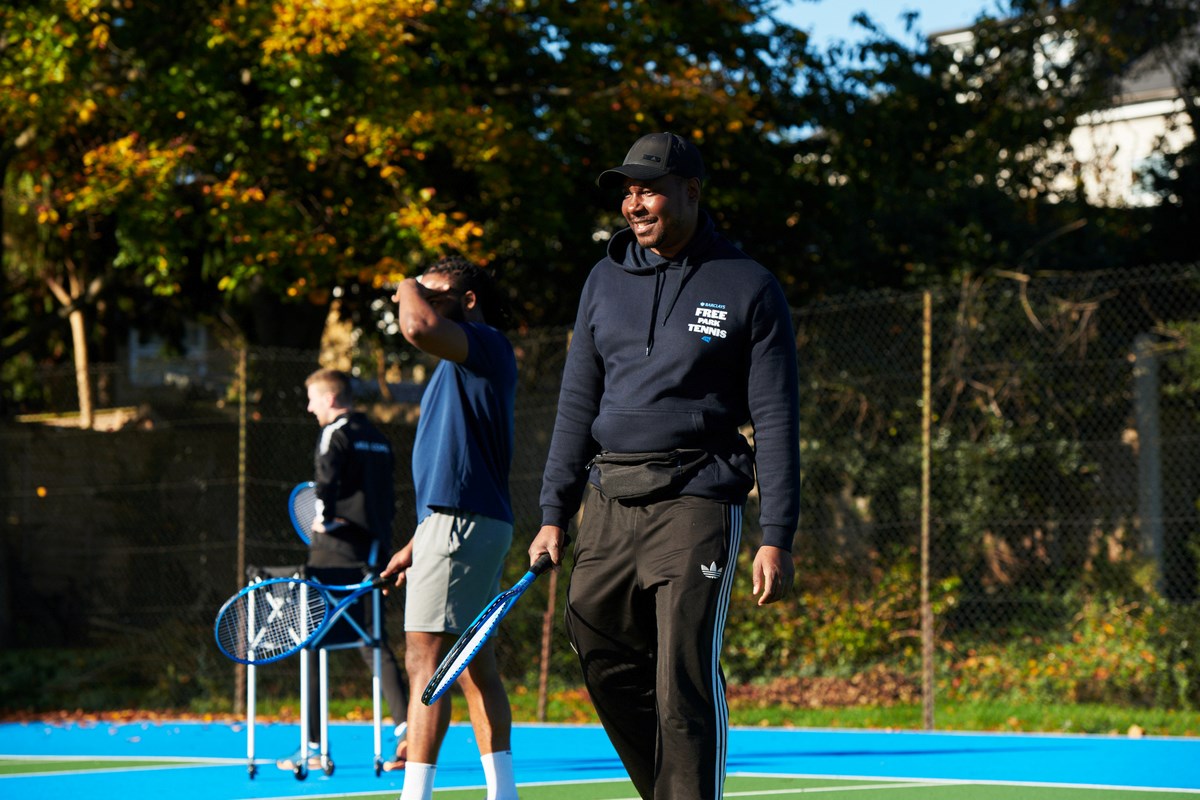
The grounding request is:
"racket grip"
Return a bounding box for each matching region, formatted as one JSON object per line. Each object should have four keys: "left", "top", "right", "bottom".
{"left": 529, "top": 535, "right": 571, "bottom": 576}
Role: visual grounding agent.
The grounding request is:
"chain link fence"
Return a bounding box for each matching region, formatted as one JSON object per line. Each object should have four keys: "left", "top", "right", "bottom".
{"left": 2, "top": 264, "right": 1198, "bottom": 719}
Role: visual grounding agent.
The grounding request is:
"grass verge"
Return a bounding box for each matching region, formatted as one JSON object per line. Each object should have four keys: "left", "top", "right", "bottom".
{"left": 183, "top": 688, "right": 1200, "bottom": 738}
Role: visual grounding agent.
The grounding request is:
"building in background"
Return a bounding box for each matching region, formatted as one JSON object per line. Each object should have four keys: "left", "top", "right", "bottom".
{"left": 934, "top": 23, "right": 1197, "bottom": 207}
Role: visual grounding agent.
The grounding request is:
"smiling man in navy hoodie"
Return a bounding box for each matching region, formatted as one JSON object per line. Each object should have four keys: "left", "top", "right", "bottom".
{"left": 530, "top": 132, "right": 800, "bottom": 800}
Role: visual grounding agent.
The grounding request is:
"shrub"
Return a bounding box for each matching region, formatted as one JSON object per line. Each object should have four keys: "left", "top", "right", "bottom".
{"left": 941, "top": 594, "right": 1200, "bottom": 709}
{"left": 724, "top": 551, "right": 959, "bottom": 683}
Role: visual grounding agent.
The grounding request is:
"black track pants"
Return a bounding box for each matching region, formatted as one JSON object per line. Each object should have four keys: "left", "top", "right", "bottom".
{"left": 565, "top": 487, "right": 742, "bottom": 800}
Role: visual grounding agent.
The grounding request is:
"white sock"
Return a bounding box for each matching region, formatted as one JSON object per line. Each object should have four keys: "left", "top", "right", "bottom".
{"left": 399, "top": 761, "right": 436, "bottom": 800}
{"left": 481, "top": 750, "right": 517, "bottom": 800}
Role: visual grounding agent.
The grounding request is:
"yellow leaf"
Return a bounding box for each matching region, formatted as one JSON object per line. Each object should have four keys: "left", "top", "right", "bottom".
{"left": 90, "top": 24, "right": 110, "bottom": 49}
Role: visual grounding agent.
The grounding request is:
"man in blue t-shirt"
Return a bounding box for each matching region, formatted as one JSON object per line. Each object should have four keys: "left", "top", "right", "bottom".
{"left": 381, "top": 256, "right": 518, "bottom": 800}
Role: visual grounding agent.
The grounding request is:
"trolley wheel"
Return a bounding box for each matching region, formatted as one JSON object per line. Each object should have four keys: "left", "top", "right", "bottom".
{"left": 374, "top": 758, "right": 383, "bottom": 777}
{"left": 247, "top": 763, "right": 258, "bottom": 779}
{"left": 293, "top": 763, "right": 308, "bottom": 781}
{"left": 322, "top": 757, "right": 335, "bottom": 777}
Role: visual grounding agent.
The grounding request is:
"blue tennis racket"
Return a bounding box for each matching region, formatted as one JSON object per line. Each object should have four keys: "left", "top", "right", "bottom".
{"left": 421, "top": 540, "right": 568, "bottom": 705}
{"left": 214, "top": 575, "right": 384, "bottom": 665}
{"left": 287, "top": 481, "right": 318, "bottom": 545}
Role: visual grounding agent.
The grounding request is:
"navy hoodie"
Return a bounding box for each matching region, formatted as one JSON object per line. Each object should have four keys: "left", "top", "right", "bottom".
{"left": 539, "top": 212, "right": 800, "bottom": 550}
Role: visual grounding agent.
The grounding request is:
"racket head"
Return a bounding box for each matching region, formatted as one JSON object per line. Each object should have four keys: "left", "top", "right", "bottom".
{"left": 214, "top": 578, "right": 330, "bottom": 664}
{"left": 288, "top": 481, "right": 317, "bottom": 545}
{"left": 420, "top": 541, "right": 568, "bottom": 705}
{"left": 422, "top": 593, "right": 516, "bottom": 705}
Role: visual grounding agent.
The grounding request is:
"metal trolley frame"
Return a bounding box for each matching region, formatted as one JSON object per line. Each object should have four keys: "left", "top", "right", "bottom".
{"left": 243, "top": 559, "right": 387, "bottom": 780}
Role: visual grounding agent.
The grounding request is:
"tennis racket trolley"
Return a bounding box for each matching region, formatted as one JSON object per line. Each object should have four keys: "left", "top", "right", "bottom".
{"left": 242, "top": 564, "right": 389, "bottom": 780}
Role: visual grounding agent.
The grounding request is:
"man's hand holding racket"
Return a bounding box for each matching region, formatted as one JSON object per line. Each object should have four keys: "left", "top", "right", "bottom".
{"left": 528, "top": 525, "right": 570, "bottom": 570}
{"left": 379, "top": 540, "right": 414, "bottom": 594}
{"left": 419, "top": 531, "right": 571, "bottom": 705}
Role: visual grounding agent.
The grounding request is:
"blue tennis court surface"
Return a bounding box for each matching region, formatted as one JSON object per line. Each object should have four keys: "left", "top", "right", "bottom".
{"left": 1, "top": 719, "right": 1197, "bottom": 798}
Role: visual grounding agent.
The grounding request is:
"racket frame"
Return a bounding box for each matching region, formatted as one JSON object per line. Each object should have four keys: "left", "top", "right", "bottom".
{"left": 421, "top": 547, "right": 562, "bottom": 705}
{"left": 288, "top": 481, "right": 317, "bottom": 545}
{"left": 214, "top": 575, "right": 385, "bottom": 665}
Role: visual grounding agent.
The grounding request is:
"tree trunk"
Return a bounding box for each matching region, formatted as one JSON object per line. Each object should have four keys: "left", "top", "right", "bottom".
{"left": 44, "top": 261, "right": 99, "bottom": 430}
{"left": 68, "top": 305, "right": 93, "bottom": 429}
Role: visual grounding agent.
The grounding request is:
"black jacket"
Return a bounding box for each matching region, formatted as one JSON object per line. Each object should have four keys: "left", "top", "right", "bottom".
{"left": 310, "top": 411, "right": 395, "bottom": 566}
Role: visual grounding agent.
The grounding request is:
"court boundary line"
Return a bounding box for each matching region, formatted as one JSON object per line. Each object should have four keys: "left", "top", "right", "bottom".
{"left": 222, "top": 780, "right": 963, "bottom": 800}
{"left": 724, "top": 783, "right": 967, "bottom": 797}
{"left": 0, "top": 763, "right": 231, "bottom": 779}
{"left": 745, "top": 726, "right": 1192, "bottom": 744}
{"left": 738, "top": 772, "right": 1200, "bottom": 795}
{"left": 231, "top": 789, "right": 400, "bottom": 800}
{"left": 0, "top": 753, "right": 241, "bottom": 763}
{"left": 225, "top": 773, "right": 1200, "bottom": 800}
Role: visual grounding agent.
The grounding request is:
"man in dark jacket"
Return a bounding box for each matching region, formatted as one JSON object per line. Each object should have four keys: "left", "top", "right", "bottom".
{"left": 277, "top": 368, "right": 409, "bottom": 772}
{"left": 529, "top": 132, "right": 800, "bottom": 800}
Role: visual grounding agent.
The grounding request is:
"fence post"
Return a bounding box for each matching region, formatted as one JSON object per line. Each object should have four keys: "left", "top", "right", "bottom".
{"left": 1133, "top": 334, "right": 1164, "bottom": 591}
{"left": 921, "top": 291, "right": 935, "bottom": 731}
{"left": 234, "top": 345, "right": 248, "bottom": 715}
{"left": 536, "top": 569, "right": 558, "bottom": 722}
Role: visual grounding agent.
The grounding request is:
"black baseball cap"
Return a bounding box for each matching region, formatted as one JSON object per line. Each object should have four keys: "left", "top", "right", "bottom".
{"left": 596, "top": 132, "right": 705, "bottom": 190}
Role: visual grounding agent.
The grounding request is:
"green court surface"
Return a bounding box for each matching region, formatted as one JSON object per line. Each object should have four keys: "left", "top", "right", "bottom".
{"left": 4, "top": 762, "right": 1197, "bottom": 799}
{"left": 0, "top": 755, "right": 202, "bottom": 775}
{"left": 348, "top": 775, "right": 1200, "bottom": 799}
{"left": 1, "top": 721, "right": 1196, "bottom": 799}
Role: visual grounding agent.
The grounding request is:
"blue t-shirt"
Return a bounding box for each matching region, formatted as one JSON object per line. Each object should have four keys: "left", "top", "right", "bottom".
{"left": 412, "top": 322, "right": 517, "bottom": 524}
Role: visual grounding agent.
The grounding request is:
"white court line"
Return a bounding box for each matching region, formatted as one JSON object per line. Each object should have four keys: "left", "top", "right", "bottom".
{"left": 0, "top": 763, "right": 230, "bottom": 779}
{"left": 231, "top": 777, "right": 1200, "bottom": 800}
{"left": 738, "top": 772, "right": 1200, "bottom": 795}
{"left": 227, "top": 781, "right": 965, "bottom": 800}
{"left": 724, "top": 784, "right": 968, "bottom": 797}
{"left": 0, "top": 753, "right": 241, "bottom": 763}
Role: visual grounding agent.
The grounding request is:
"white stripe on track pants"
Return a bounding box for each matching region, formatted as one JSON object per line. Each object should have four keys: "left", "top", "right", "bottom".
{"left": 565, "top": 486, "right": 743, "bottom": 800}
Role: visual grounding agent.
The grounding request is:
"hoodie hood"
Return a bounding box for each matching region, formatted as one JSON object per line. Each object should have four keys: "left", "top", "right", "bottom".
{"left": 605, "top": 210, "right": 718, "bottom": 274}
{"left": 606, "top": 212, "right": 718, "bottom": 356}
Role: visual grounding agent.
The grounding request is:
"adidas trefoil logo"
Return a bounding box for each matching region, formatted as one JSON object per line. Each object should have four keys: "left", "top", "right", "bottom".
{"left": 700, "top": 561, "right": 724, "bottom": 580}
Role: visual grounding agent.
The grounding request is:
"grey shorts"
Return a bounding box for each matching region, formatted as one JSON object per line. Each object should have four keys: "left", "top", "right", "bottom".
{"left": 404, "top": 510, "right": 514, "bottom": 635}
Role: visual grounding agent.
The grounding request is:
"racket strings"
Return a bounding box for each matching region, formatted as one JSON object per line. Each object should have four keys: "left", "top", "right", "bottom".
{"left": 290, "top": 484, "right": 318, "bottom": 542}
{"left": 216, "top": 581, "right": 329, "bottom": 662}
{"left": 424, "top": 596, "right": 512, "bottom": 704}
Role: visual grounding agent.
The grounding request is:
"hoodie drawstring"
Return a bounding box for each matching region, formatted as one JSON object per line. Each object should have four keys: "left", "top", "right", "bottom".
{"left": 646, "top": 261, "right": 693, "bottom": 357}
{"left": 646, "top": 265, "right": 666, "bottom": 356}
{"left": 660, "top": 260, "right": 690, "bottom": 328}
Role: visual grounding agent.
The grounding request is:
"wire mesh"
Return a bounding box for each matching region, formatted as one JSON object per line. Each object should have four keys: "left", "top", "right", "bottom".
{"left": 2, "top": 264, "right": 1198, "bottom": 717}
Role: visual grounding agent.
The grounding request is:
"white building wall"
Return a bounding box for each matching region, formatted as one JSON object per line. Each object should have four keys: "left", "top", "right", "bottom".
{"left": 1069, "top": 98, "right": 1194, "bottom": 207}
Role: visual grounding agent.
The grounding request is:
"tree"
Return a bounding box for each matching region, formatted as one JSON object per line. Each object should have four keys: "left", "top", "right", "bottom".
{"left": 7, "top": 0, "right": 1197, "bottom": 419}
{"left": 3, "top": 0, "right": 818, "bottom": 417}
{"left": 1062, "top": 0, "right": 1200, "bottom": 262}
{"left": 1, "top": 0, "right": 142, "bottom": 426}
{"left": 776, "top": 0, "right": 1200, "bottom": 297}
